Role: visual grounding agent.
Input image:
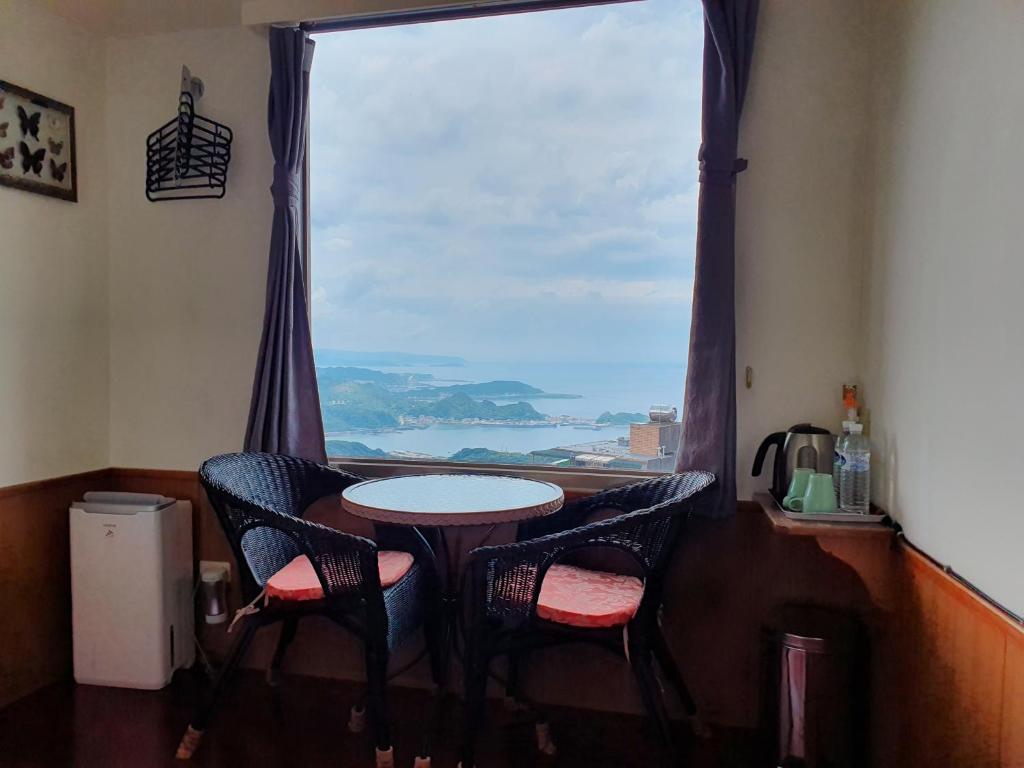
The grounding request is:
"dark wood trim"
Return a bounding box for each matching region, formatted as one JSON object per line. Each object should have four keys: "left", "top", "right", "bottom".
{"left": 0, "top": 468, "right": 110, "bottom": 501}
{"left": 107, "top": 467, "right": 200, "bottom": 482}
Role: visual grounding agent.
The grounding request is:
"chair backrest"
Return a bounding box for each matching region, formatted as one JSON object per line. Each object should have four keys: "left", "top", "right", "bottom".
{"left": 199, "top": 452, "right": 363, "bottom": 601}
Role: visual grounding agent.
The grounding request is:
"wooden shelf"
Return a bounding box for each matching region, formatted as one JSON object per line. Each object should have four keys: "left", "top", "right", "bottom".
{"left": 755, "top": 492, "right": 894, "bottom": 539}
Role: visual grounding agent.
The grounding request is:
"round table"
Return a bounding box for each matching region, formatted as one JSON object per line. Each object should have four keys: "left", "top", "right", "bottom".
{"left": 342, "top": 473, "right": 564, "bottom": 528}
{"left": 342, "top": 473, "right": 564, "bottom": 584}
{"left": 342, "top": 473, "right": 564, "bottom": 704}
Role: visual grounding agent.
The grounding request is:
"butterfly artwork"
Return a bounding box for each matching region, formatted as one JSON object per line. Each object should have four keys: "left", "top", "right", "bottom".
{"left": 17, "top": 106, "right": 41, "bottom": 140}
{"left": 50, "top": 158, "right": 67, "bottom": 183}
{"left": 19, "top": 142, "right": 45, "bottom": 175}
{"left": 0, "top": 80, "right": 76, "bottom": 201}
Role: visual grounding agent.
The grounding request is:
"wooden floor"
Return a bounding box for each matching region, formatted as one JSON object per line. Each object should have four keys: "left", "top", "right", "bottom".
{"left": 0, "top": 670, "right": 761, "bottom": 767}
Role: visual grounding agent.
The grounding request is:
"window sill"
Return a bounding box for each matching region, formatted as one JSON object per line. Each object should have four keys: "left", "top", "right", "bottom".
{"left": 328, "top": 456, "right": 664, "bottom": 497}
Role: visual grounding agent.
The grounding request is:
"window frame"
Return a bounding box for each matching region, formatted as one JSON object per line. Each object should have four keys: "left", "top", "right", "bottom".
{"left": 305, "top": 0, "right": 676, "bottom": 486}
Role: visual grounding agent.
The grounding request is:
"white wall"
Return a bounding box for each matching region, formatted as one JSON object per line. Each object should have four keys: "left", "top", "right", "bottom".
{"left": 105, "top": 25, "right": 273, "bottom": 470}
{"left": 0, "top": 0, "right": 109, "bottom": 486}
{"left": 864, "top": 0, "right": 1024, "bottom": 615}
{"left": 736, "top": 0, "right": 872, "bottom": 499}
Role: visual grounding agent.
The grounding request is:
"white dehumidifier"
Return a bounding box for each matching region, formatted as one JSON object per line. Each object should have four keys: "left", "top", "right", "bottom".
{"left": 70, "top": 491, "right": 195, "bottom": 689}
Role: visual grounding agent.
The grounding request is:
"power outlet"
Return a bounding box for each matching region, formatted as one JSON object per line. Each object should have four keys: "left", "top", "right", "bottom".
{"left": 199, "top": 560, "right": 231, "bottom": 583}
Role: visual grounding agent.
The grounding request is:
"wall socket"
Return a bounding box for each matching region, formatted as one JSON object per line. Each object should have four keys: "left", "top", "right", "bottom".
{"left": 199, "top": 560, "right": 231, "bottom": 583}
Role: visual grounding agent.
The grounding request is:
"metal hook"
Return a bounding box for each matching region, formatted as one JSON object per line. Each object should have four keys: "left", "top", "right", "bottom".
{"left": 180, "top": 65, "right": 204, "bottom": 102}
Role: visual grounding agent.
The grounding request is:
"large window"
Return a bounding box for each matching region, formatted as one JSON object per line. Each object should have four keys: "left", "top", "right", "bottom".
{"left": 309, "top": 0, "right": 702, "bottom": 472}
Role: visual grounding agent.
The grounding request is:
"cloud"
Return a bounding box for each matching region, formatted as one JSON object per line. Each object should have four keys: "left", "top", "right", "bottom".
{"left": 309, "top": 0, "right": 703, "bottom": 363}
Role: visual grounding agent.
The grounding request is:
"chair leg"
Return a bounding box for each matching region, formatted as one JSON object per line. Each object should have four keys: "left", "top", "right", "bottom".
{"left": 651, "top": 628, "right": 696, "bottom": 716}
{"left": 423, "top": 603, "right": 449, "bottom": 690}
{"left": 629, "top": 638, "right": 676, "bottom": 760}
{"left": 364, "top": 641, "right": 393, "bottom": 765}
{"left": 505, "top": 648, "right": 524, "bottom": 701}
{"left": 175, "top": 621, "right": 259, "bottom": 760}
{"left": 459, "top": 637, "right": 490, "bottom": 768}
{"left": 418, "top": 606, "right": 449, "bottom": 765}
{"left": 267, "top": 617, "right": 299, "bottom": 686}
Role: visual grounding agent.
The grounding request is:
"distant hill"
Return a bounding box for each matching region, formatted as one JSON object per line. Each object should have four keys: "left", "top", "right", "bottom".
{"left": 596, "top": 411, "right": 647, "bottom": 425}
{"left": 448, "top": 448, "right": 535, "bottom": 464}
{"left": 325, "top": 440, "right": 388, "bottom": 458}
{"left": 316, "top": 366, "right": 431, "bottom": 389}
{"left": 322, "top": 404, "right": 399, "bottom": 431}
{"left": 434, "top": 380, "right": 543, "bottom": 397}
{"left": 314, "top": 349, "right": 465, "bottom": 367}
{"left": 410, "top": 393, "right": 544, "bottom": 421}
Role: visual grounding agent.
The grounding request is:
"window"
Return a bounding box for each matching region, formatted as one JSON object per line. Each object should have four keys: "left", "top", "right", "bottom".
{"left": 309, "top": 0, "right": 702, "bottom": 472}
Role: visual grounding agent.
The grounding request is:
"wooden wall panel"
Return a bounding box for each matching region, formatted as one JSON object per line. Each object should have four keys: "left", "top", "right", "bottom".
{"left": 4, "top": 466, "right": 1023, "bottom": 768}
{"left": 0, "top": 470, "right": 109, "bottom": 709}
{"left": 1002, "top": 632, "right": 1024, "bottom": 767}
{"left": 891, "top": 546, "right": 1023, "bottom": 768}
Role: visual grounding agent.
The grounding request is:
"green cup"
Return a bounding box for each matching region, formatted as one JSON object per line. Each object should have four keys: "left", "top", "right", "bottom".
{"left": 783, "top": 468, "right": 813, "bottom": 510}
{"left": 788, "top": 472, "right": 837, "bottom": 514}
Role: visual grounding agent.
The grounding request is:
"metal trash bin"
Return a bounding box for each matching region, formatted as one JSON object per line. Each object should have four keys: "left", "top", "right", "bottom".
{"left": 761, "top": 604, "right": 868, "bottom": 768}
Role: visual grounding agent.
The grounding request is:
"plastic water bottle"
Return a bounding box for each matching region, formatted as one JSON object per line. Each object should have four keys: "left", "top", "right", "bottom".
{"left": 839, "top": 423, "right": 870, "bottom": 514}
{"left": 833, "top": 421, "right": 853, "bottom": 499}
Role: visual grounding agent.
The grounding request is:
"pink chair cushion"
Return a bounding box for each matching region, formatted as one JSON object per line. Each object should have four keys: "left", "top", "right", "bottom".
{"left": 536, "top": 563, "right": 644, "bottom": 628}
{"left": 266, "top": 551, "right": 414, "bottom": 601}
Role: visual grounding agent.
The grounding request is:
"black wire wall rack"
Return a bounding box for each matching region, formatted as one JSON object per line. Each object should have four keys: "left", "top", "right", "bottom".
{"left": 146, "top": 67, "right": 232, "bottom": 201}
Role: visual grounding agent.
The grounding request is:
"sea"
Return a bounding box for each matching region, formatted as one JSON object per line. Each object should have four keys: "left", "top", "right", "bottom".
{"left": 323, "top": 360, "right": 687, "bottom": 458}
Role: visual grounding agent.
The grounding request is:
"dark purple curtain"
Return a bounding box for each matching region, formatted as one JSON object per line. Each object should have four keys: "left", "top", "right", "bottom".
{"left": 245, "top": 27, "right": 326, "bottom": 462}
{"left": 676, "top": 0, "right": 759, "bottom": 517}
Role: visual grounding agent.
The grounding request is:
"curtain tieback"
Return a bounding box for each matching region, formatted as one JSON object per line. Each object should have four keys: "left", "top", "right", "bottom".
{"left": 698, "top": 158, "right": 749, "bottom": 188}
{"left": 271, "top": 166, "right": 301, "bottom": 206}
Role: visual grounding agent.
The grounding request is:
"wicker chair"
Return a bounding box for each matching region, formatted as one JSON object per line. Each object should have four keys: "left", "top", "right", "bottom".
{"left": 458, "top": 471, "right": 716, "bottom": 767}
{"left": 175, "top": 453, "right": 442, "bottom": 768}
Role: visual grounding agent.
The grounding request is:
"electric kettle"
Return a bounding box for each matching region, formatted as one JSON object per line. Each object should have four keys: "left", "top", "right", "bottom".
{"left": 752, "top": 424, "right": 835, "bottom": 501}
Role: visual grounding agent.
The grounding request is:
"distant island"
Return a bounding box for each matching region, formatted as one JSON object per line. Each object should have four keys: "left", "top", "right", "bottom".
{"left": 317, "top": 366, "right": 434, "bottom": 389}
{"left": 318, "top": 369, "right": 555, "bottom": 431}
{"left": 317, "top": 357, "right": 638, "bottom": 435}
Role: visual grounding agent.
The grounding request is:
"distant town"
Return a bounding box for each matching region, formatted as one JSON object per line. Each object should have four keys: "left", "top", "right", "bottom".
{"left": 318, "top": 364, "right": 682, "bottom": 471}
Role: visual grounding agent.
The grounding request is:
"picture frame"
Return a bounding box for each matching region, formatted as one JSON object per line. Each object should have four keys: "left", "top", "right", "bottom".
{"left": 0, "top": 79, "right": 77, "bottom": 203}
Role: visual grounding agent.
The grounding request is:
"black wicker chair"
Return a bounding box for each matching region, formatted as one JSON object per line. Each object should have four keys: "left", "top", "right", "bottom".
{"left": 458, "top": 471, "right": 716, "bottom": 767}
{"left": 175, "top": 452, "right": 442, "bottom": 767}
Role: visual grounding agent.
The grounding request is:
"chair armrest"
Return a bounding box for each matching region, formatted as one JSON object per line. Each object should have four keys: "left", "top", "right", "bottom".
{"left": 467, "top": 508, "right": 668, "bottom": 623}
{"left": 241, "top": 507, "right": 381, "bottom": 599}
{"left": 295, "top": 465, "right": 365, "bottom": 518}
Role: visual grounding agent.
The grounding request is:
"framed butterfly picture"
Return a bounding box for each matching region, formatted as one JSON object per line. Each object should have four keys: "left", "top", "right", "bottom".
{"left": 0, "top": 80, "right": 77, "bottom": 202}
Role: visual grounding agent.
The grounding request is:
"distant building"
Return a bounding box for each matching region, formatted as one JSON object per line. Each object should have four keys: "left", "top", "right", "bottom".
{"left": 629, "top": 405, "right": 682, "bottom": 461}
{"left": 529, "top": 405, "right": 682, "bottom": 472}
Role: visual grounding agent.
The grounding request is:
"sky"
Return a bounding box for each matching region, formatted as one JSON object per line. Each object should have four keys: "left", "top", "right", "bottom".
{"left": 309, "top": 0, "right": 704, "bottom": 365}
